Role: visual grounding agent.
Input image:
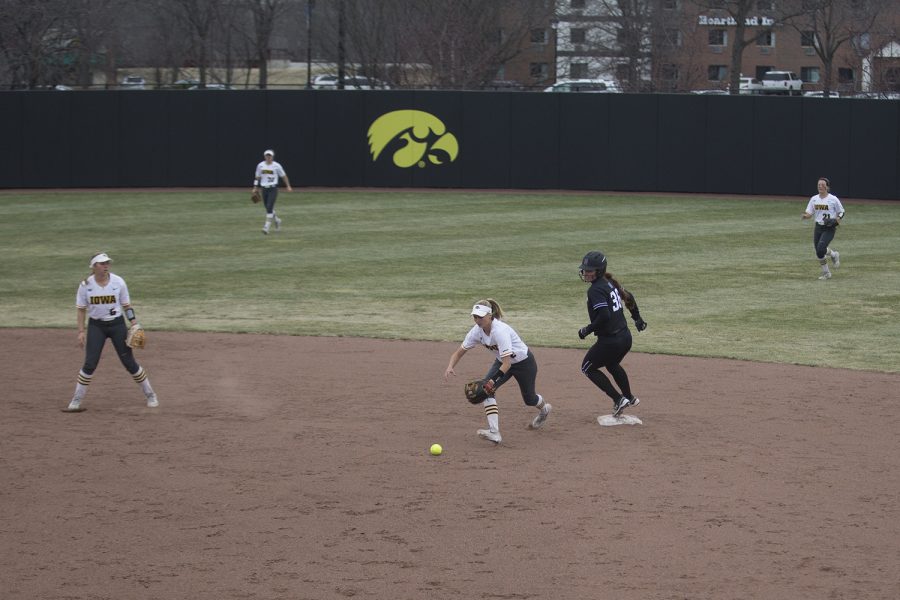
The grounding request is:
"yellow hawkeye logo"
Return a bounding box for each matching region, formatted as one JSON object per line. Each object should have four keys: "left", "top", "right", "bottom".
{"left": 367, "top": 110, "right": 459, "bottom": 168}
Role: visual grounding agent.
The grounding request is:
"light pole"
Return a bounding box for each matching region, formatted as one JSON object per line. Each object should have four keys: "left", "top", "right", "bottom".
{"left": 306, "top": 0, "right": 314, "bottom": 89}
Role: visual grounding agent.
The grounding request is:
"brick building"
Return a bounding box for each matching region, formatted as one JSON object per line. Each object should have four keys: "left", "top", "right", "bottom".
{"left": 551, "top": 0, "right": 900, "bottom": 94}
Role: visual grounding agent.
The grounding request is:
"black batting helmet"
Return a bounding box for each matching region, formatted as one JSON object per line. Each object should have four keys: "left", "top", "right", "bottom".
{"left": 579, "top": 250, "right": 606, "bottom": 275}
{"left": 579, "top": 251, "right": 607, "bottom": 275}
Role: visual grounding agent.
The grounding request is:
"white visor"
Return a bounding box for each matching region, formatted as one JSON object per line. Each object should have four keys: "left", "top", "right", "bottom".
{"left": 264, "top": 149, "right": 275, "bottom": 157}
{"left": 90, "top": 253, "right": 111, "bottom": 266}
{"left": 471, "top": 304, "right": 492, "bottom": 317}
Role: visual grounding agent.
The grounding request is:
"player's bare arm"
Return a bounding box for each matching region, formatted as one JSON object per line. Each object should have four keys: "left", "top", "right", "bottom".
{"left": 443, "top": 346, "right": 467, "bottom": 381}
{"left": 77, "top": 306, "right": 87, "bottom": 347}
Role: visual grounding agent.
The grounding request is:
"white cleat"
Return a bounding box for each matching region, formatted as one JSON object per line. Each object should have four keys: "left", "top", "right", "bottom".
{"left": 818, "top": 271, "right": 832, "bottom": 280}
{"left": 146, "top": 393, "right": 159, "bottom": 408}
{"left": 64, "top": 398, "right": 85, "bottom": 412}
{"left": 477, "top": 429, "right": 502, "bottom": 444}
{"left": 832, "top": 251, "right": 840, "bottom": 269}
{"left": 530, "top": 403, "right": 552, "bottom": 429}
{"left": 274, "top": 216, "right": 282, "bottom": 231}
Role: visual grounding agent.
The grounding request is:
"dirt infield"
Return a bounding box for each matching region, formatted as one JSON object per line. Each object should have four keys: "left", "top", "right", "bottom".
{"left": 2, "top": 329, "right": 898, "bottom": 600}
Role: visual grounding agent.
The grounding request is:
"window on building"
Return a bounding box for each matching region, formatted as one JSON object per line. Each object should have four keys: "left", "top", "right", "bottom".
{"left": 570, "top": 63, "right": 589, "bottom": 79}
{"left": 801, "top": 31, "right": 815, "bottom": 47}
{"left": 709, "top": 29, "right": 726, "bottom": 46}
{"left": 708, "top": 65, "right": 728, "bottom": 81}
{"left": 664, "top": 29, "right": 682, "bottom": 48}
{"left": 531, "top": 29, "right": 548, "bottom": 45}
{"left": 756, "top": 65, "right": 773, "bottom": 80}
{"left": 800, "top": 67, "right": 820, "bottom": 82}
{"left": 838, "top": 68, "right": 854, "bottom": 84}
{"left": 882, "top": 67, "right": 900, "bottom": 90}
{"left": 661, "top": 64, "right": 679, "bottom": 81}
{"left": 757, "top": 0, "right": 774, "bottom": 9}
{"left": 757, "top": 31, "right": 775, "bottom": 46}
{"left": 570, "top": 0, "right": 586, "bottom": 8}
{"left": 530, "top": 63, "right": 549, "bottom": 81}
{"left": 570, "top": 28, "right": 586, "bottom": 44}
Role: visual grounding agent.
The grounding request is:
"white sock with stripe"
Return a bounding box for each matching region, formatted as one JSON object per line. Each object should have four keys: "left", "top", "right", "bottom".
{"left": 483, "top": 397, "right": 499, "bottom": 432}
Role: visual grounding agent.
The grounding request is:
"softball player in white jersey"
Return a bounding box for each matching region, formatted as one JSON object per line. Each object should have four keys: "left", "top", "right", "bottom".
{"left": 801, "top": 177, "right": 844, "bottom": 280}
{"left": 443, "top": 299, "right": 551, "bottom": 444}
{"left": 252, "top": 149, "right": 292, "bottom": 234}
{"left": 66, "top": 252, "right": 158, "bottom": 411}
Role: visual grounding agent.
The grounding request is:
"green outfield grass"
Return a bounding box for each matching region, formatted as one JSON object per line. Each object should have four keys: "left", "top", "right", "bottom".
{"left": 1, "top": 189, "right": 898, "bottom": 372}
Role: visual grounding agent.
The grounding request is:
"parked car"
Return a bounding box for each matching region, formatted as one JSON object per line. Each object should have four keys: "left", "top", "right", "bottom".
{"left": 543, "top": 79, "right": 619, "bottom": 93}
{"left": 120, "top": 75, "right": 146, "bottom": 90}
{"left": 313, "top": 75, "right": 390, "bottom": 90}
{"left": 760, "top": 71, "right": 803, "bottom": 95}
{"left": 739, "top": 76, "right": 764, "bottom": 95}
{"left": 170, "top": 79, "right": 201, "bottom": 89}
{"left": 189, "top": 83, "right": 232, "bottom": 90}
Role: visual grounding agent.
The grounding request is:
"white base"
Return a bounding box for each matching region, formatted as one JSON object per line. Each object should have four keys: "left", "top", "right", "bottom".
{"left": 597, "top": 414, "right": 642, "bottom": 427}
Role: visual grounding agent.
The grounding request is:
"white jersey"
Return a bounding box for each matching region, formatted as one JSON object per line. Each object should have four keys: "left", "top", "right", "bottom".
{"left": 462, "top": 319, "right": 530, "bottom": 364}
{"left": 76, "top": 274, "right": 131, "bottom": 321}
{"left": 255, "top": 161, "right": 286, "bottom": 188}
{"left": 805, "top": 193, "right": 845, "bottom": 225}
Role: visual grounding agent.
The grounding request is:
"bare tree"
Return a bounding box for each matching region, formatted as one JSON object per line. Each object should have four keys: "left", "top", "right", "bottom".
{"left": 0, "top": 0, "right": 71, "bottom": 88}
{"left": 783, "top": 0, "right": 888, "bottom": 96}
{"left": 168, "top": 0, "right": 222, "bottom": 86}
{"left": 402, "top": 0, "right": 553, "bottom": 89}
{"left": 243, "top": 0, "right": 290, "bottom": 88}
{"left": 573, "top": 0, "right": 658, "bottom": 92}
{"left": 65, "top": 0, "right": 120, "bottom": 88}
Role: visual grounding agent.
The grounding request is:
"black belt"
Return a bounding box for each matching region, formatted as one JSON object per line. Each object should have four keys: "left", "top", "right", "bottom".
{"left": 90, "top": 316, "right": 124, "bottom": 324}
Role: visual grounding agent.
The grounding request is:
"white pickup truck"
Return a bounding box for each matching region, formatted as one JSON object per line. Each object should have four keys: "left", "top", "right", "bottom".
{"left": 760, "top": 71, "right": 803, "bottom": 96}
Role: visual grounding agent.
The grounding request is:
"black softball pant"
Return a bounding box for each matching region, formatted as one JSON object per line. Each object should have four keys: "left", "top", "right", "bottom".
{"left": 82, "top": 316, "right": 140, "bottom": 376}
{"left": 484, "top": 350, "right": 540, "bottom": 406}
{"left": 581, "top": 329, "right": 633, "bottom": 401}
{"left": 262, "top": 186, "right": 278, "bottom": 213}
{"left": 813, "top": 223, "right": 836, "bottom": 259}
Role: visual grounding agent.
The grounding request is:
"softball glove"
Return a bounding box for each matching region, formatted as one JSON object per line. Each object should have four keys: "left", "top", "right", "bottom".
{"left": 464, "top": 379, "right": 489, "bottom": 404}
{"left": 126, "top": 324, "right": 146, "bottom": 349}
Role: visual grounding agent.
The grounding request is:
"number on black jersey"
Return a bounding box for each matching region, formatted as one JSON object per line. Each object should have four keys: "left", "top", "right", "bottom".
{"left": 610, "top": 289, "right": 622, "bottom": 312}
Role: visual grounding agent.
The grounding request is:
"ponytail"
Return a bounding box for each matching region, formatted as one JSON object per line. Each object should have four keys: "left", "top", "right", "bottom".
{"left": 603, "top": 272, "right": 635, "bottom": 310}
{"left": 475, "top": 298, "right": 504, "bottom": 320}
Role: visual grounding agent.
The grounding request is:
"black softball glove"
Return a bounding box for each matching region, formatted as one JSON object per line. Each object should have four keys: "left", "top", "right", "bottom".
{"left": 822, "top": 217, "right": 838, "bottom": 228}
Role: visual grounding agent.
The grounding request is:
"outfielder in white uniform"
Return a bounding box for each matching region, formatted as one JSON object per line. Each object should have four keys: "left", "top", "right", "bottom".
{"left": 252, "top": 149, "right": 292, "bottom": 234}
{"left": 443, "top": 299, "right": 551, "bottom": 444}
{"left": 66, "top": 252, "right": 158, "bottom": 412}
{"left": 801, "top": 177, "right": 844, "bottom": 280}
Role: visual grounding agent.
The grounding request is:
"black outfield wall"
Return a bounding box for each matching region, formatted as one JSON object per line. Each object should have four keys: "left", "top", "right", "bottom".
{"left": 1, "top": 90, "right": 898, "bottom": 200}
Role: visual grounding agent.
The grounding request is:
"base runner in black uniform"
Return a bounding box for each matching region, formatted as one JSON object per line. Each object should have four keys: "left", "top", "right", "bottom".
{"left": 577, "top": 251, "right": 647, "bottom": 417}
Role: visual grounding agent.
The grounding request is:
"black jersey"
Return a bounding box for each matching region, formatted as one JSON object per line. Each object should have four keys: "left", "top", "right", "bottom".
{"left": 585, "top": 277, "right": 629, "bottom": 337}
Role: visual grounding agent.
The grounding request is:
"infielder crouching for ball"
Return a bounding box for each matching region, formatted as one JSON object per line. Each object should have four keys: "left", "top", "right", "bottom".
{"left": 66, "top": 252, "right": 158, "bottom": 411}
{"left": 801, "top": 177, "right": 843, "bottom": 280}
{"left": 252, "top": 149, "right": 292, "bottom": 235}
{"left": 577, "top": 251, "right": 646, "bottom": 418}
{"left": 443, "top": 299, "right": 552, "bottom": 444}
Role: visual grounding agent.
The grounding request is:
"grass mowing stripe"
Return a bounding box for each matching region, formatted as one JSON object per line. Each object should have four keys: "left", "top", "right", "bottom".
{"left": 1, "top": 190, "right": 898, "bottom": 372}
